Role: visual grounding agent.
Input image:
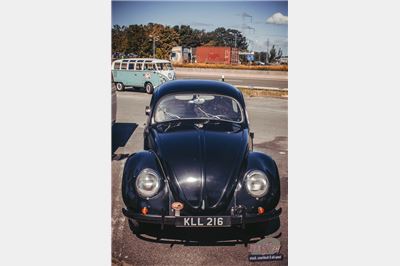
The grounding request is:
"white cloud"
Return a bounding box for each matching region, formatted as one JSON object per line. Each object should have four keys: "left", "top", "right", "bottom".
{"left": 266, "top": 12, "right": 288, "bottom": 25}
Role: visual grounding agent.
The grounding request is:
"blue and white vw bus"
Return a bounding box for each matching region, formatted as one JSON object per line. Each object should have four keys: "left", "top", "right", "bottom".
{"left": 111, "top": 58, "right": 176, "bottom": 94}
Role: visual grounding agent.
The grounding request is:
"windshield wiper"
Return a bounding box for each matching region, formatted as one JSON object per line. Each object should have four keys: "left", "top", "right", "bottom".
{"left": 196, "top": 107, "right": 240, "bottom": 123}
{"left": 162, "top": 108, "right": 181, "bottom": 119}
{"left": 163, "top": 121, "right": 181, "bottom": 132}
{"left": 155, "top": 120, "right": 180, "bottom": 132}
{"left": 196, "top": 106, "right": 222, "bottom": 120}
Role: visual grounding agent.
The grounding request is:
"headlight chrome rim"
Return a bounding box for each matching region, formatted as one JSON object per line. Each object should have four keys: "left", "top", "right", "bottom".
{"left": 135, "top": 168, "right": 161, "bottom": 198}
{"left": 244, "top": 170, "right": 269, "bottom": 198}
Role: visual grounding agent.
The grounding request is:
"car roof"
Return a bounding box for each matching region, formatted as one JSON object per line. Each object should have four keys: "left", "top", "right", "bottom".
{"left": 151, "top": 80, "right": 246, "bottom": 107}
{"left": 112, "top": 58, "right": 170, "bottom": 63}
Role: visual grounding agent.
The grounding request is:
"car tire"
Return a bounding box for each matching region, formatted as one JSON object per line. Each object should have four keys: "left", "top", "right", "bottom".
{"left": 145, "top": 82, "right": 154, "bottom": 94}
{"left": 116, "top": 82, "right": 125, "bottom": 91}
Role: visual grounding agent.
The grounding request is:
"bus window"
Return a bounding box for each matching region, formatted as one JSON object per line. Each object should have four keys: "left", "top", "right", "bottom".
{"left": 128, "top": 63, "right": 134, "bottom": 70}
{"left": 144, "top": 63, "right": 154, "bottom": 71}
{"left": 136, "top": 62, "right": 143, "bottom": 70}
{"left": 121, "top": 62, "right": 128, "bottom": 70}
{"left": 114, "top": 62, "right": 121, "bottom": 69}
{"left": 156, "top": 63, "right": 164, "bottom": 70}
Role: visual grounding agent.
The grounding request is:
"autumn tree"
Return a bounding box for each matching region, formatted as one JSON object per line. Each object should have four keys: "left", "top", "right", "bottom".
{"left": 112, "top": 25, "right": 129, "bottom": 53}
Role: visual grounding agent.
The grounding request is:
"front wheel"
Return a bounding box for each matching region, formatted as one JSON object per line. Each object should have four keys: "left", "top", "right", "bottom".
{"left": 145, "top": 82, "right": 154, "bottom": 94}
{"left": 115, "top": 82, "right": 124, "bottom": 91}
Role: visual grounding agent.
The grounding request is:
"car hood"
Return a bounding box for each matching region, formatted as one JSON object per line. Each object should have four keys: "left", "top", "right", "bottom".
{"left": 151, "top": 126, "right": 248, "bottom": 214}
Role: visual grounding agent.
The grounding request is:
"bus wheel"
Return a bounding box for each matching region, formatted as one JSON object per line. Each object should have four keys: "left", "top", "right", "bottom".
{"left": 116, "top": 82, "right": 124, "bottom": 91}
{"left": 145, "top": 82, "right": 154, "bottom": 94}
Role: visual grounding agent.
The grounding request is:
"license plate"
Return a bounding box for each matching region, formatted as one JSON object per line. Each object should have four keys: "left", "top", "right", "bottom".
{"left": 175, "top": 216, "right": 231, "bottom": 227}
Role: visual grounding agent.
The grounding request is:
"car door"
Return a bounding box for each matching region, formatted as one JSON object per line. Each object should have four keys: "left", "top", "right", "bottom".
{"left": 133, "top": 61, "right": 145, "bottom": 87}
{"left": 116, "top": 60, "right": 131, "bottom": 86}
{"left": 122, "top": 60, "right": 137, "bottom": 87}
{"left": 142, "top": 62, "right": 155, "bottom": 86}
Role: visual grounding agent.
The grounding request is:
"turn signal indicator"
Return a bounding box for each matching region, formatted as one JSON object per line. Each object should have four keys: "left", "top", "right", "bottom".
{"left": 141, "top": 207, "right": 149, "bottom": 215}
{"left": 172, "top": 202, "right": 184, "bottom": 211}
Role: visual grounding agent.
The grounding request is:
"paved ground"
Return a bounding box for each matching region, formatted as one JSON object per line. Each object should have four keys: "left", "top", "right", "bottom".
{"left": 112, "top": 90, "right": 288, "bottom": 266}
{"left": 175, "top": 68, "right": 288, "bottom": 89}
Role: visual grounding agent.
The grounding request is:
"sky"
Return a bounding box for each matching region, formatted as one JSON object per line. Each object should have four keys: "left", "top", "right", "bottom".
{"left": 112, "top": 1, "right": 288, "bottom": 55}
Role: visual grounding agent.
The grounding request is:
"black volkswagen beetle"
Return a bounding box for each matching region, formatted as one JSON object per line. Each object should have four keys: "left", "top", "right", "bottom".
{"left": 122, "top": 80, "right": 281, "bottom": 235}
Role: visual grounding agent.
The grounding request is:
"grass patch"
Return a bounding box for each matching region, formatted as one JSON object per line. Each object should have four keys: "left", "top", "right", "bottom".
{"left": 238, "top": 87, "right": 288, "bottom": 98}
{"left": 173, "top": 63, "right": 288, "bottom": 71}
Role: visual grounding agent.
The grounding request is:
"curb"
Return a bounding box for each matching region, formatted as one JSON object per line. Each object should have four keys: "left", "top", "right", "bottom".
{"left": 176, "top": 71, "right": 288, "bottom": 81}
{"left": 237, "top": 86, "right": 288, "bottom": 98}
{"left": 235, "top": 85, "right": 288, "bottom": 91}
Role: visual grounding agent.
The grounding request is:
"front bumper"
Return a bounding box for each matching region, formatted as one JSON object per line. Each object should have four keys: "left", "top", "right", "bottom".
{"left": 122, "top": 207, "right": 281, "bottom": 228}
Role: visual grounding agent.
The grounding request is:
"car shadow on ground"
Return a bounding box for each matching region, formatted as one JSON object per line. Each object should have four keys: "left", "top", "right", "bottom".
{"left": 134, "top": 219, "right": 280, "bottom": 247}
{"left": 119, "top": 87, "right": 145, "bottom": 93}
{"left": 112, "top": 122, "right": 138, "bottom": 160}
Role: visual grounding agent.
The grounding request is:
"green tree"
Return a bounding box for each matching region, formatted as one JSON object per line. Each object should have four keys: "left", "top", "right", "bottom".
{"left": 145, "top": 23, "right": 180, "bottom": 59}
{"left": 268, "top": 45, "right": 277, "bottom": 63}
{"left": 267, "top": 45, "right": 283, "bottom": 63}
{"left": 112, "top": 24, "right": 250, "bottom": 58}
{"left": 276, "top": 48, "right": 283, "bottom": 60}
{"left": 204, "top": 40, "right": 219, "bottom": 46}
{"left": 125, "top": 24, "right": 149, "bottom": 55}
{"left": 175, "top": 25, "right": 202, "bottom": 47}
{"left": 212, "top": 27, "right": 248, "bottom": 50}
{"left": 112, "top": 25, "right": 129, "bottom": 54}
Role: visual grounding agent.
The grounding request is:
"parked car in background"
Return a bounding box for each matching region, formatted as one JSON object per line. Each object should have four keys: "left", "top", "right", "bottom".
{"left": 112, "top": 58, "right": 176, "bottom": 94}
{"left": 121, "top": 80, "right": 281, "bottom": 236}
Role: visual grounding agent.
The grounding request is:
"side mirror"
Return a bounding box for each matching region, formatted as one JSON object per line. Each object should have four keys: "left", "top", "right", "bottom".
{"left": 145, "top": 106, "right": 151, "bottom": 116}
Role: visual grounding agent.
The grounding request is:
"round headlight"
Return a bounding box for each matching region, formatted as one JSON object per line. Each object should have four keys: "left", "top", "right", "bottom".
{"left": 168, "top": 73, "right": 172, "bottom": 79}
{"left": 245, "top": 170, "right": 269, "bottom": 198}
{"left": 135, "top": 169, "right": 161, "bottom": 198}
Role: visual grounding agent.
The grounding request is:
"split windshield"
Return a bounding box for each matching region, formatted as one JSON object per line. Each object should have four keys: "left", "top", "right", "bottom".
{"left": 153, "top": 94, "right": 243, "bottom": 123}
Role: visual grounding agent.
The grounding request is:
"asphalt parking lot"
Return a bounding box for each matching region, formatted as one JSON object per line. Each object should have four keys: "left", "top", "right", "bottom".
{"left": 112, "top": 90, "right": 288, "bottom": 266}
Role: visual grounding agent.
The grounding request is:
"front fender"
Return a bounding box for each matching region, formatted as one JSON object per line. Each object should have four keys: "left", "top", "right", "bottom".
{"left": 235, "top": 151, "right": 280, "bottom": 213}
{"left": 121, "top": 151, "right": 170, "bottom": 214}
